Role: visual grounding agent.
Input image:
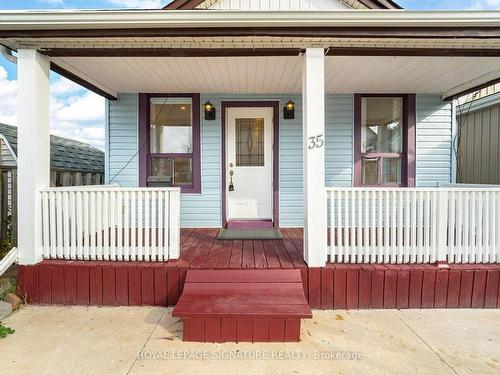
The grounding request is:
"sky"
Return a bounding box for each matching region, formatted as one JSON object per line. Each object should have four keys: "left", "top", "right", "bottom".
{"left": 0, "top": 0, "right": 499, "bottom": 150}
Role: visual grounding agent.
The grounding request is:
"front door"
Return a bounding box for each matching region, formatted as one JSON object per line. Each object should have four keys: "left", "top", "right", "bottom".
{"left": 226, "top": 107, "right": 274, "bottom": 221}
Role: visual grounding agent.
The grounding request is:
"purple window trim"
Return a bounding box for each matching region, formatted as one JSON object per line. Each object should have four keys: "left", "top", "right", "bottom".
{"left": 138, "top": 93, "right": 201, "bottom": 194}
{"left": 221, "top": 101, "right": 280, "bottom": 228}
{"left": 353, "top": 94, "right": 416, "bottom": 188}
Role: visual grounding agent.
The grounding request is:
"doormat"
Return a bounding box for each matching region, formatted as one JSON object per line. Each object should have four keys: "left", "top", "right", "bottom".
{"left": 216, "top": 229, "right": 283, "bottom": 240}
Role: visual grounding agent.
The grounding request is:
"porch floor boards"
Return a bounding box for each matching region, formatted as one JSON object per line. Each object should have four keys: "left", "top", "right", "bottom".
{"left": 177, "top": 228, "right": 307, "bottom": 270}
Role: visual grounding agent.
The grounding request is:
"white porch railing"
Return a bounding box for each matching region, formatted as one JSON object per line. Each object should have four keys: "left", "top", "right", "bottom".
{"left": 327, "top": 187, "right": 500, "bottom": 264}
{"left": 39, "top": 186, "right": 181, "bottom": 261}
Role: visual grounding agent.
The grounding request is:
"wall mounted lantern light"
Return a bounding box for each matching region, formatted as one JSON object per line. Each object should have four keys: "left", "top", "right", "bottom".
{"left": 284, "top": 100, "right": 295, "bottom": 120}
{"left": 204, "top": 101, "right": 216, "bottom": 121}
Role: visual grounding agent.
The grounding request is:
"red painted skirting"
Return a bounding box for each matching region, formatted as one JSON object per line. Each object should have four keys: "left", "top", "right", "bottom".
{"left": 18, "top": 260, "right": 184, "bottom": 307}
{"left": 306, "top": 264, "right": 500, "bottom": 310}
{"left": 18, "top": 261, "right": 500, "bottom": 309}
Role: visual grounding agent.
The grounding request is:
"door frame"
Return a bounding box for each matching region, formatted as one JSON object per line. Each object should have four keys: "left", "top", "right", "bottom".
{"left": 221, "top": 101, "right": 280, "bottom": 228}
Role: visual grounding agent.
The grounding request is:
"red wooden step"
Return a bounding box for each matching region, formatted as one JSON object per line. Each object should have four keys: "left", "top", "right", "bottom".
{"left": 172, "top": 269, "right": 312, "bottom": 343}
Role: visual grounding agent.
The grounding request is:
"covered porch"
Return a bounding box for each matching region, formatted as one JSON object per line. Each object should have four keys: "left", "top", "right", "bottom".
{"left": 13, "top": 49, "right": 500, "bottom": 266}
{"left": 2, "top": 9, "right": 500, "bottom": 312}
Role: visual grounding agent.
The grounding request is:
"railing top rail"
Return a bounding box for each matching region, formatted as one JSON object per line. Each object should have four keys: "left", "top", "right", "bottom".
{"left": 325, "top": 186, "right": 500, "bottom": 192}
{"left": 38, "top": 186, "right": 182, "bottom": 193}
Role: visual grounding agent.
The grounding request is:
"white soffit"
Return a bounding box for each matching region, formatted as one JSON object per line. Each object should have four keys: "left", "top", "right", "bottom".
{"left": 52, "top": 55, "right": 500, "bottom": 95}
{"left": 325, "top": 56, "right": 500, "bottom": 94}
{"left": 53, "top": 56, "right": 304, "bottom": 94}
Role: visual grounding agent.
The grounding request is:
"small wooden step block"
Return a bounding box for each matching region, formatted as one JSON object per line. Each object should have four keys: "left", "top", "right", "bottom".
{"left": 172, "top": 269, "right": 312, "bottom": 343}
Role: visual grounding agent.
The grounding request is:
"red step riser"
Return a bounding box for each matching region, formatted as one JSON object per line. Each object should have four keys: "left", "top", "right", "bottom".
{"left": 182, "top": 317, "right": 301, "bottom": 343}
{"left": 173, "top": 270, "right": 311, "bottom": 343}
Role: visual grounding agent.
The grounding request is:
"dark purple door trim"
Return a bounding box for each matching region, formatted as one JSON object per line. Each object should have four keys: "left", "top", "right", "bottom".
{"left": 221, "top": 101, "right": 280, "bottom": 228}
{"left": 353, "top": 93, "right": 416, "bottom": 188}
{"left": 138, "top": 93, "right": 201, "bottom": 193}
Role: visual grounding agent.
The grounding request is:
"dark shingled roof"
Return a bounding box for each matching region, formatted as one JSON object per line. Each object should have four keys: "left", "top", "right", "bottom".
{"left": 0, "top": 123, "right": 104, "bottom": 173}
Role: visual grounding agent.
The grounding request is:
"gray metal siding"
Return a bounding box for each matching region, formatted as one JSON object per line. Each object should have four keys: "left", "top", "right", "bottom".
{"left": 457, "top": 102, "right": 500, "bottom": 184}
{"left": 416, "top": 94, "right": 453, "bottom": 187}
{"left": 0, "top": 140, "right": 17, "bottom": 167}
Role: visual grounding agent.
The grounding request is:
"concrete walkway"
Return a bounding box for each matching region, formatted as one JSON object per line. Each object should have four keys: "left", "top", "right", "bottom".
{"left": 1, "top": 306, "right": 499, "bottom": 375}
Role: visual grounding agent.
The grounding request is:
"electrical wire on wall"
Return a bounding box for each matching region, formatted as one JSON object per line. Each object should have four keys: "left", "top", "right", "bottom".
{"left": 108, "top": 95, "right": 170, "bottom": 184}
{"left": 453, "top": 91, "right": 479, "bottom": 184}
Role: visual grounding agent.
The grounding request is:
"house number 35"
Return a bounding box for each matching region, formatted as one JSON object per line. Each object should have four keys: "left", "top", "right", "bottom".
{"left": 308, "top": 134, "right": 324, "bottom": 149}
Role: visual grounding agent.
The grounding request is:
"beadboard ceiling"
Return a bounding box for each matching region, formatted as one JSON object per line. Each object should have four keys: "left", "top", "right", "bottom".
{"left": 51, "top": 55, "right": 500, "bottom": 97}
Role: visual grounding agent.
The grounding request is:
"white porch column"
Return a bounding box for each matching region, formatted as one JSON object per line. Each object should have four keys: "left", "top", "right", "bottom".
{"left": 17, "top": 49, "right": 50, "bottom": 265}
{"left": 302, "top": 48, "right": 327, "bottom": 267}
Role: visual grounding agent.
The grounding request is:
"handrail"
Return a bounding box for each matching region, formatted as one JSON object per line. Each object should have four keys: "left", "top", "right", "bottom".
{"left": 326, "top": 186, "right": 500, "bottom": 192}
{"left": 38, "top": 186, "right": 180, "bottom": 193}
{"left": 0, "top": 247, "right": 18, "bottom": 276}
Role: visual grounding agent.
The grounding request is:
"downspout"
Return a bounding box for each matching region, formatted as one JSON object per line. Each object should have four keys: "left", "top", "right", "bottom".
{"left": 0, "top": 45, "right": 17, "bottom": 64}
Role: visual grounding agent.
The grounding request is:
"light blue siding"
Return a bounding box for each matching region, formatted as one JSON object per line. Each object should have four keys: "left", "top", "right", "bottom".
{"left": 325, "top": 95, "right": 354, "bottom": 188}
{"left": 416, "top": 95, "right": 453, "bottom": 187}
{"left": 107, "top": 93, "right": 355, "bottom": 228}
{"left": 279, "top": 94, "right": 354, "bottom": 227}
{"left": 107, "top": 92, "right": 451, "bottom": 227}
{"left": 279, "top": 95, "right": 303, "bottom": 227}
{"left": 194, "top": 94, "right": 306, "bottom": 227}
{"left": 107, "top": 94, "right": 138, "bottom": 187}
{"left": 180, "top": 95, "right": 222, "bottom": 227}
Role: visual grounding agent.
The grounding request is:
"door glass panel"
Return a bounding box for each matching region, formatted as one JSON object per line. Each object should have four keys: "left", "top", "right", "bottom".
{"left": 383, "top": 158, "right": 401, "bottom": 185}
{"left": 361, "top": 158, "right": 379, "bottom": 185}
{"left": 235, "top": 118, "right": 265, "bottom": 167}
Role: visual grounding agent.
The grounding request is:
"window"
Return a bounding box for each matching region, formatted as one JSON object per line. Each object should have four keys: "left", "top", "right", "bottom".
{"left": 139, "top": 94, "right": 201, "bottom": 193}
{"left": 354, "top": 95, "right": 415, "bottom": 187}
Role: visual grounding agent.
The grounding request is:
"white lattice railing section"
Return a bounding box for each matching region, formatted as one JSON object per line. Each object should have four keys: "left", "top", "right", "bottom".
{"left": 39, "top": 186, "right": 181, "bottom": 261}
{"left": 327, "top": 187, "right": 500, "bottom": 264}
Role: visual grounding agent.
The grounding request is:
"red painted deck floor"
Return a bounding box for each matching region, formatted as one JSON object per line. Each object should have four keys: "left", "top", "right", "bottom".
{"left": 177, "top": 228, "right": 307, "bottom": 269}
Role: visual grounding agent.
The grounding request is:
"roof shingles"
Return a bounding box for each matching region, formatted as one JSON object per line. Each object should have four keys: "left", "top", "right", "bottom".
{"left": 0, "top": 123, "right": 104, "bottom": 173}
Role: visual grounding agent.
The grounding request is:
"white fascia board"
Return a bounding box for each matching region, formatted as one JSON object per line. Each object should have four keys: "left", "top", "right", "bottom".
{"left": 1, "top": 10, "right": 500, "bottom": 30}
{"left": 443, "top": 68, "right": 500, "bottom": 101}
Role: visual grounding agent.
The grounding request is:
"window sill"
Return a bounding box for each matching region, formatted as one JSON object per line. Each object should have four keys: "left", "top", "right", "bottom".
{"left": 179, "top": 186, "right": 201, "bottom": 194}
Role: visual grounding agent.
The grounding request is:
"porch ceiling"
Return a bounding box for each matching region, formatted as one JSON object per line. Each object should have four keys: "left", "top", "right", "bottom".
{"left": 51, "top": 54, "right": 500, "bottom": 98}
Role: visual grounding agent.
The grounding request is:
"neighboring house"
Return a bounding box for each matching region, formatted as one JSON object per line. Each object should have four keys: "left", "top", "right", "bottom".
{"left": 0, "top": 123, "right": 104, "bottom": 187}
{"left": 456, "top": 85, "right": 500, "bottom": 185}
{"left": 0, "top": 123, "right": 104, "bottom": 247}
{"left": 1, "top": 0, "right": 500, "bottom": 340}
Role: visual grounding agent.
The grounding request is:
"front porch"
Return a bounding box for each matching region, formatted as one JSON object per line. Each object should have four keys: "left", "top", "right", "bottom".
{"left": 18, "top": 227, "right": 500, "bottom": 310}
{"left": 2, "top": 10, "right": 500, "bottom": 324}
